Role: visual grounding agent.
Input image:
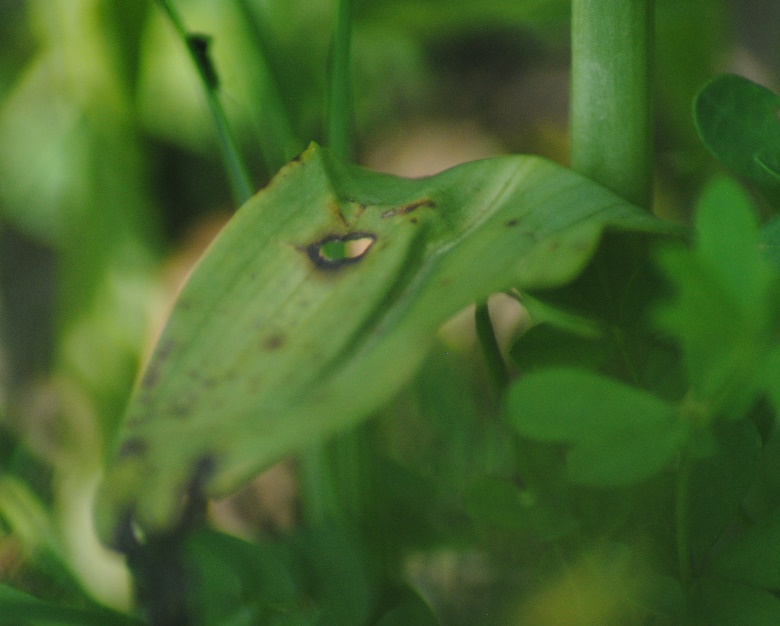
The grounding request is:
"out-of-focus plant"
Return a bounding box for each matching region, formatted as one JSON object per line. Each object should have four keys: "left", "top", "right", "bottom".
{"left": 2, "top": 1, "right": 780, "bottom": 625}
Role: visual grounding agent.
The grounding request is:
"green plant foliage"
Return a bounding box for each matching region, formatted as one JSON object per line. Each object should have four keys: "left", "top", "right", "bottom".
{"left": 694, "top": 74, "right": 780, "bottom": 188}
{"left": 183, "top": 529, "right": 305, "bottom": 625}
{"left": 5, "top": 0, "right": 780, "bottom": 623}
{"left": 462, "top": 477, "right": 576, "bottom": 540}
{"left": 507, "top": 367, "right": 689, "bottom": 486}
{"left": 654, "top": 177, "right": 779, "bottom": 418}
{"left": 0, "top": 583, "right": 142, "bottom": 626}
{"left": 709, "top": 507, "right": 780, "bottom": 589}
{"left": 694, "top": 578, "right": 780, "bottom": 625}
{"left": 509, "top": 293, "right": 609, "bottom": 371}
{"left": 762, "top": 215, "right": 780, "bottom": 271}
{"left": 98, "top": 143, "right": 675, "bottom": 537}
{"left": 359, "top": 0, "right": 570, "bottom": 38}
{"left": 375, "top": 600, "right": 439, "bottom": 626}
{"left": 686, "top": 419, "right": 761, "bottom": 564}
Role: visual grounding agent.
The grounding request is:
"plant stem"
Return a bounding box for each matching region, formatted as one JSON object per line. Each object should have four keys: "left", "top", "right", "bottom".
{"left": 326, "top": 0, "right": 354, "bottom": 160}
{"left": 235, "top": 0, "right": 303, "bottom": 172}
{"left": 155, "top": 0, "right": 254, "bottom": 206}
{"left": 570, "top": 0, "right": 654, "bottom": 209}
{"left": 475, "top": 301, "right": 509, "bottom": 391}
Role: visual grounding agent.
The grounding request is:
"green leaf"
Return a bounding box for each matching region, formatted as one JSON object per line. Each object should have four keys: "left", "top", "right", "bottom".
{"left": 285, "top": 525, "right": 372, "bottom": 626}
{"left": 694, "top": 74, "right": 780, "bottom": 188}
{"left": 695, "top": 178, "right": 771, "bottom": 315}
{"left": 653, "top": 178, "right": 775, "bottom": 413}
{"left": 463, "top": 477, "right": 576, "bottom": 540}
{"left": 687, "top": 420, "right": 761, "bottom": 564}
{"left": 375, "top": 595, "right": 439, "bottom": 626}
{"left": 509, "top": 292, "right": 610, "bottom": 371}
{"left": 765, "top": 347, "right": 780, "bottom": 417}
{"left": 359, "top": 0, "right": 570, "bottom": 38}
{"left": 0, "top": 583, "right": 142, "bottom": 626}
{"left": 693, "top": 578, "right": 780, "bottom": 626}
{"left": 507, "top": 368, "right": 688, "bottom": 486}
{"left": 710, "top": 507, "right": 780, "bottom": 589}
{"left": 510, "top": 323, "right": 609, "bottom": 372}
{"left": 184, "top": 529, "right": 299, "bottom": 626}
{"left": 761, "top": 215, "right": 780, "bottom": 272}
{"left": 99, "top": 143, "right": 676, "bottom": 535}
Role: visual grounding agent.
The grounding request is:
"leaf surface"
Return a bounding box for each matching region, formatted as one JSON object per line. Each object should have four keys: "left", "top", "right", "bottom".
{"left": 653, "top": 177, "right": 776, "bottom": 415}
{"left": 694, "top": 74, "right": 780, "bottom": 187}
{"left": 507, "top": 368, "right": 688, "bottom": 486}
{"left": 100, "top": 144, "right": 676, "bottom": 534}
{"left": 710, "top": 507, "right": 780, "bottom": 589}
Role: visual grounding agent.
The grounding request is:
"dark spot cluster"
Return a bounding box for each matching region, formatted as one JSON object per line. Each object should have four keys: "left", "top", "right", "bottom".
{"left": 141, "top": 339, "right": 177, "bottom": 389}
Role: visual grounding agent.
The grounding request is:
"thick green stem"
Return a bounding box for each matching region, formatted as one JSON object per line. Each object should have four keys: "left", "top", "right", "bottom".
{"left": 155, "top": 0, "right": 253, "bottom": 206}
{"left": 570, "top": 0, "right": 654, "bottom": 209}
{"left": 326, "top": 0, "right": 354, "bottom": 160}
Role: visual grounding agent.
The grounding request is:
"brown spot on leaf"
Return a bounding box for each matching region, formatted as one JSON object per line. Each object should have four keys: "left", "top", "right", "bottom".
{"left": 264, "top": 334, "right": 286, "bottom": 350}
{"left": 140, "top": 339, "right": 176, "bottom": 389}
{"left": 381, "top": 198, "right": 435, "bottom": 219}
{"left": 506, "top": 219, "right": 519, "bottom": 227}
{"left": 169, "top": 393, "right": 196, "bottom": 420}
{"left": 304, "top": 232, "right": 376, "bottom": 270}
{"left": 118, "top": 438, "right": 147, "bottom": 459}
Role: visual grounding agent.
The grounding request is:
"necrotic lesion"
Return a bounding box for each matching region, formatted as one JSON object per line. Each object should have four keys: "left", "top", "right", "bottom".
{"left": 304, "top": 233, "right": 376, "bottom": 269}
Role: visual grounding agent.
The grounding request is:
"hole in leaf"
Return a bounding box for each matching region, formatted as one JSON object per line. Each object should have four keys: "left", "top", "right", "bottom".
{"left": 305, "top": 233, "right": 376, "bottom": 269}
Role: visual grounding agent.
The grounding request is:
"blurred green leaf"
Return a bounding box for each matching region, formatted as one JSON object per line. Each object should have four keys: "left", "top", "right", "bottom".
{"left": 687, "top": 419, "right": 761, "bottom": 564}
{"left": 99, "top": 143, "right": 676, "bottom": 535}
{"left": 509, "top": 292, "right": 610, "bottom": 371}
{"left": 375, "top": 595, "right": 439, "bottom": 626}
{"left": 510, "top": 323, "right": 609, "bottom": 372}
{"left": 184, "top": 529, "right": 299, "bottom": 626}
{"left": 654, "top": 178, "right": 777, "bottom": 415}
{"left": 517, "top": 293, "right": 604, "bottom": 338}
{"left": 694, "top": 74, "right": 780, "bottom": 188}
{"left": 507, "top": 368, "right": 688, "bottom": 486}
{"left": 0, "top": 583, "right": 142, "bottom": 626}
{"left": 695, "top": 178, "right": 771, "bottom": 315}
{"left": 285, "top": 525, "right": 372, "bottom": 626}
{"left": 0, "top": 475, "right": 54, "bottom": 555}
{"left": 359, "top": 0, "right": 570, "bottom": 39}
{"left": 656, "top": 0, "right": 729, "bottom": 147}
{"left": 694, "top": 578, "right": 780, "bottom": 626}
{"left": 710, "top": 507, "right": 780, "bottom": 589}
{"left": 463, "top": 477, "right": 576, "bottom": 540}
{"left": 761, "top": 215, "right": 780, "bottom": 272}
{"left": 765, "top": 347, "right": 780, "bottom": 417}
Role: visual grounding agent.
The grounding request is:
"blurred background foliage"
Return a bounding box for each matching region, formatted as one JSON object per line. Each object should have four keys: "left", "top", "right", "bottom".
{"left": 0, "top": 0, "right": 778, "bottom": 619}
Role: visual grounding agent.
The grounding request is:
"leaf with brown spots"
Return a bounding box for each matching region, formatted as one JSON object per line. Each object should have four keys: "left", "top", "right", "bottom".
{"left": 98, "top": 143, "right": 679, "bottom": 537}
